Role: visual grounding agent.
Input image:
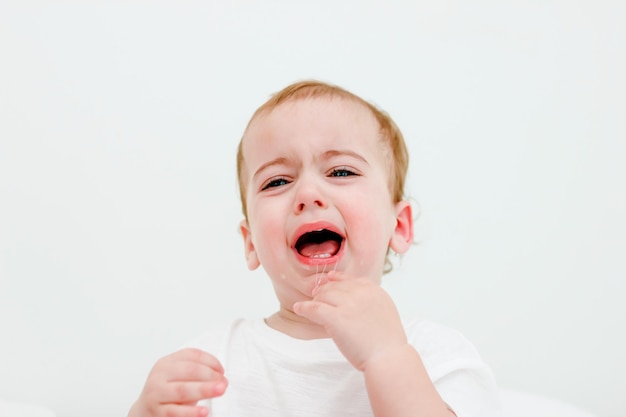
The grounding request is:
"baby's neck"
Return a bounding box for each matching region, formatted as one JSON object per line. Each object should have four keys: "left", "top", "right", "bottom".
{"left": 264, "top": 310, "right": 330, "bottom": 340}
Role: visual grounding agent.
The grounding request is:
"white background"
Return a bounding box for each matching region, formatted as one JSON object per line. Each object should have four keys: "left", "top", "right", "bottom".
{"left": 0, "top": 1, "right": 624, "bottom": 416}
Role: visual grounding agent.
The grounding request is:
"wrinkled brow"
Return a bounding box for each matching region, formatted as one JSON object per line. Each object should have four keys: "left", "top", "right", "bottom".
{"left": 251, "top": 157, "right": 290, "bottom": 183}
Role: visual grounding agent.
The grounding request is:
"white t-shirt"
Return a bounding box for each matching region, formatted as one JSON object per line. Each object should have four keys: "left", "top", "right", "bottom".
{"left": 188, "top": 318, "right": 502, "bottom": 417}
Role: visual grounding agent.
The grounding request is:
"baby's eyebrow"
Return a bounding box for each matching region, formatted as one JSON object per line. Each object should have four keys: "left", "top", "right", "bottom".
{"left": 320, "top": 149, "right": 369, "bottom": 165}
{"left": 252, "top": 157, "right": 290, "bottom": 182}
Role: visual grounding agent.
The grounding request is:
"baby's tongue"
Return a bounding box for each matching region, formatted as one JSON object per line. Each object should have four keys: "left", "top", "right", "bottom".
{"left": 299, "top": 240, "right": 339, "bottom": 258}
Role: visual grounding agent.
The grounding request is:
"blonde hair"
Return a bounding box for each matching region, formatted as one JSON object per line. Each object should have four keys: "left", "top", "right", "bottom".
{"left": 237, "top": 80, "right": 409, "bottom": 219}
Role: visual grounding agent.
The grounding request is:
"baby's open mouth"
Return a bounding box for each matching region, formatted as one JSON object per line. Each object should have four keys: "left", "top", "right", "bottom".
{"left": 295, "top": 229, "right": 343, "bottom": 258}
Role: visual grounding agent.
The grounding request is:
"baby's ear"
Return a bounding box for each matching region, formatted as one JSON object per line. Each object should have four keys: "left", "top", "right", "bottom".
{"left": 389, "top": 200, "right": 414, "bottom": 254}
{"left": 239, "top": 220, "right": 260, "bottom": 270}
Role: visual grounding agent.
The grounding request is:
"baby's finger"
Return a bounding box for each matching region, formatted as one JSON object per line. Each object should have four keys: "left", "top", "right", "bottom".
{"left": 325, "top": 270, "right": 345, "bottom": 281}
{"left": 173, "top": 348, "right": 225, "bottom": 374}
{"left": 312, "top": 283, "right": 353, "bottom": 306}
{"left": 158, "top": 404, "right": 209, "bottom": 417}
{"left": 293, "top": 300, "right": 336, "bottom": 326}
{"left": 162, "top": 379, "right": 228, "bottom": 404}
{"left": 312, "top": 270, "right": 350, "bottom": 295}
{"left": 166, "top": 359, "right": 224, "bottom": 382}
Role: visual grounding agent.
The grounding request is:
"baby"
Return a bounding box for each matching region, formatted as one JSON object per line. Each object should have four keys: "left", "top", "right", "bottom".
{"left": 128, "top": 80, "right": 501, "bottom": 417}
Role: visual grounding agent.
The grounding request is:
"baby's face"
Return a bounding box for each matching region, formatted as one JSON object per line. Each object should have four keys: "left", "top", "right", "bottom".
{"left": 239, "top": 97, "right": 411, "bottom": 302}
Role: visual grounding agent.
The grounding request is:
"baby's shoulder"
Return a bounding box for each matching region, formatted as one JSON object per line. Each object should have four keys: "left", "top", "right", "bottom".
{"left": 404, "top": 318, "right": 471, "bottom": 344}
{"left": 404, "top": 319, "right": 487, "bottom": 377}
{"left": 183, "top": 318, "right": 248, "bottom": 354}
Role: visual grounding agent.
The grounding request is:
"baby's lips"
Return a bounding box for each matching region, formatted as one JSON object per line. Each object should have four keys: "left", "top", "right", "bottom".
{"left": 290, "top": 220, "right": 343, "bottom": 248}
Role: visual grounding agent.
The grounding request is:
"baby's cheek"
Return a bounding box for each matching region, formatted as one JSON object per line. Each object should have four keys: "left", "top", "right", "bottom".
{"left": 353, "top": 213, "right": 390, "bottom": 262}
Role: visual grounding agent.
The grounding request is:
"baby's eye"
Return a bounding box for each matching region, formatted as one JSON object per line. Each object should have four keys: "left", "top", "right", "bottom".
{"left": 329, "top": 167, "right": 357, "bottom": 177}
{"left": 261, "top": 177, "right": 290, "bottom": 190}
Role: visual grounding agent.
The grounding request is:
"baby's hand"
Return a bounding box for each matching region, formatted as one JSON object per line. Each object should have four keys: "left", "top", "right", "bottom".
{"left": 128, "top": 348, "right": 228, "bottom": 417}
{"left": 293, "top": 270, "right": 407, "bottom": 371}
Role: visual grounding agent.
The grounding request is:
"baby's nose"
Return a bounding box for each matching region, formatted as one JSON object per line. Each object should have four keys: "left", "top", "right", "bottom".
{"left": 293, "top": 181, "right": 328, "bottom": 213}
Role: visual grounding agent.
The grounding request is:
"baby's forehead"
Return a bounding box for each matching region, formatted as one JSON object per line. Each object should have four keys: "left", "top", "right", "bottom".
{"left": 243, "top": 96, "right": 380, "bottom": 141}
{"left": 239, "top": 97, "right": 393, "bottom": 180}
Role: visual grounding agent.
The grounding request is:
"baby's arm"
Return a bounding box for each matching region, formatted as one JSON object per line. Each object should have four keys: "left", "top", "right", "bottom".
{"left": 128, "top": 348, "right": 228, "bottom": 417}
{"left": 362, "top": 342, "right": 454, "bottom": 417}
{"left": 294, "top": 271, "right": 453, "bottom": 417}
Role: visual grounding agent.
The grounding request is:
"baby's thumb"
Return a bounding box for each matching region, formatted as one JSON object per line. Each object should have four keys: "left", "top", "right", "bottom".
{"left": 293, "top": 300, "right": 330, "bottom": 325}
